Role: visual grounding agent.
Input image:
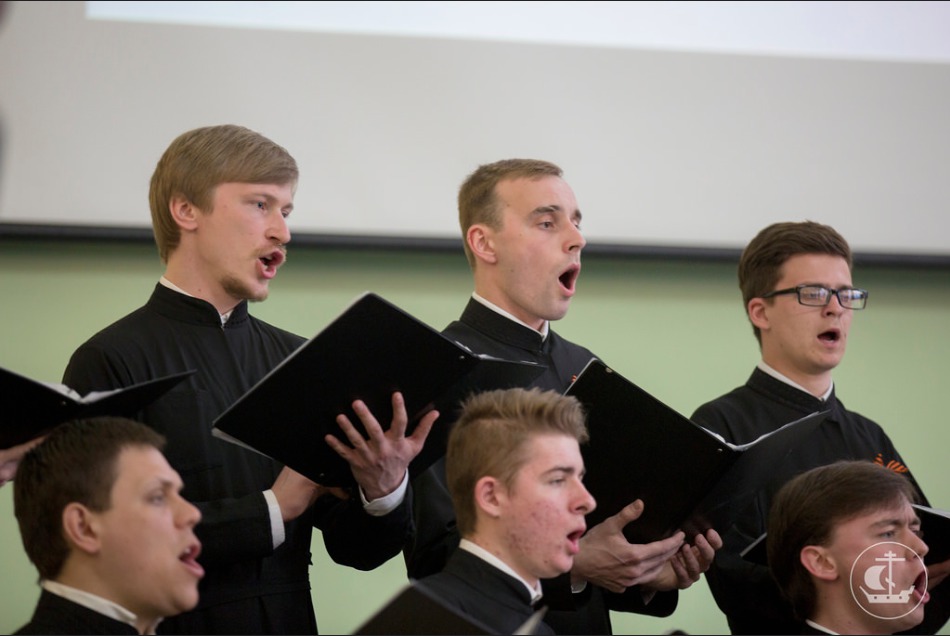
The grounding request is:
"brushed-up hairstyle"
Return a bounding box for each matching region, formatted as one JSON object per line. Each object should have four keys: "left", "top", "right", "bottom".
{"left": 446, "top": 387, "right": 588, "bottom": 536}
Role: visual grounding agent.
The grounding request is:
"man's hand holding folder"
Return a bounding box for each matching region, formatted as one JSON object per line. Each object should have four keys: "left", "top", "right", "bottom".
{"left": 212, "top": 292, "right": 545, "bottom": 489}
{"left": 572, "top": 498, "right": 721, "bottom": 595}
{"left": 271, "top": 390, "right": 437, "bottom": 525}
{"left": 327, "top": 392, "right": 438, "bottom": 501}
{"left": 563, "top": 357, "right": 824, "bottom": 598}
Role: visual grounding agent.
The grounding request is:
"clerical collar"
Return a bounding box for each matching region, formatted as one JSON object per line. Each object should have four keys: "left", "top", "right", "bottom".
{"left": 459, "top": 539, "right": 543, "bottom": 605}
{"left": 471, "top": 293, "right": 549, "bottom": 339}
{"left": 42, "top": 580, "right": 159, "bottom": 634}
{"left": 159, "top": 277, "right": 234, "bottom": 326}
{"left": 804, "top": 619, "right": 838, "bottom": 634}
{"left": 757, "top": 360, "right": 834, "bottom": 402}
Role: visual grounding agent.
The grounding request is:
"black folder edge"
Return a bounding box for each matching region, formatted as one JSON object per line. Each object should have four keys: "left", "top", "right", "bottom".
{"left": 353, "top": 583, "right": 494, "bottom": 635}
{"left": 741, "top": 504, "right": 950, "bottom": 567}
{"left": 211, "top": 291, "right": 546, "bottom": 487}
{"left": 740, "top": 531, "right": 769, "bottom": 567}
{"left": 566, "top": 357, "right": 828, "bottom": 545}
{"left": 354, "top": 582, "right": 548, "bottom": 635}
{"left": 3, "top": 366, "right": 196, "bottom": 448}
{"left": 917, "top": 504, "right": 950, "bottom": 565}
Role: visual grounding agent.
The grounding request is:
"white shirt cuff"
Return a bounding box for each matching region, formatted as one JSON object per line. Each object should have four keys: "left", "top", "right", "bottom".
{"left": 359, "top": 470, "right": 408, "bottom": 516}
{"left": 263, "top": 489, "right": 286, "bottom": 549}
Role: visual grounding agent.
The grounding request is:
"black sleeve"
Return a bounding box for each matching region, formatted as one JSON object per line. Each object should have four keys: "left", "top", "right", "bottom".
{"left": 605, "top": 587, "right": 678, "bottom": 617}
{"left": 315, "top": 484, "right": 414, "bottom": 572}
{"left": 403, "top": 457, "right": 459, "bottom": 579}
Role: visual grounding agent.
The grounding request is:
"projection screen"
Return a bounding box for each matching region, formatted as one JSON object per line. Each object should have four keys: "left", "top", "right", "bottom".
{"left": 1, "top": 1, "right": 948, "bottom": 263}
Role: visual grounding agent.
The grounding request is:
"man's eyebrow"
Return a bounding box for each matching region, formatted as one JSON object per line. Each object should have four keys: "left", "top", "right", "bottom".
{"left": 869, "top": 514, "right": 917, "bottom": 530}
{"left": 869, "top": 518, "right": 899, "bottom": 528}
{"left": 148, "top": 476, "right": 182, "bottom": 491}
{"left": 542, "top": 465, "right": 578, "bottom": 477}
{"left": 252, "top": 191, "right": 294, "bottom": 212}
{"left": 531, "top": 205, "right": 582, "bottom": 222}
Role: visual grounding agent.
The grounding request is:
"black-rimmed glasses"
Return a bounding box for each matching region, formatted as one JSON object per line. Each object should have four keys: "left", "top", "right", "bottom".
{"left": 761, "top": 285, "right": 868, "bottom": 310}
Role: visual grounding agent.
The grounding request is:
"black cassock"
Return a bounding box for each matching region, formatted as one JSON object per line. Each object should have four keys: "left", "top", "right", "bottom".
{"left": 15, "top": 590, "right": 138, "bottom": 635}
{"left": 419, "top": 549, "right": 554, "bottom": 635}
{"left": 692, "top": 367, "right": 949, "bottom": 636}
{"left": 64, "top": 284, "right": 413, "bottom": 635}
{"left": 406, "top": 297, "right": 678, "bottom": 635}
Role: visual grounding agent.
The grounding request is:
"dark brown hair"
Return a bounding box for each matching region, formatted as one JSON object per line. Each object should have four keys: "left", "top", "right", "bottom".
{"left": 767, "top": 460, "right": 918, "bottom": 622}
{"left": 738, "top": 221, "right": 852, "bottom": 345}
{"left": 14, "top": 417, "right": 165, "bottom": 580}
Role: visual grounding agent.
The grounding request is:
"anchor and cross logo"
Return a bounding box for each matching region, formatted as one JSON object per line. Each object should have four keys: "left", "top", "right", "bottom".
{"left": 859, "top": 549, "right": 914, "bottom": 604}
{"left": 849, "top": 541, "right": 928, "bottom": 621}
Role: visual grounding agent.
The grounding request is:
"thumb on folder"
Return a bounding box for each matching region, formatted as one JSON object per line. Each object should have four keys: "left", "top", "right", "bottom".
{"left": 573, "top": 499, "right": 686, "bottom": 593}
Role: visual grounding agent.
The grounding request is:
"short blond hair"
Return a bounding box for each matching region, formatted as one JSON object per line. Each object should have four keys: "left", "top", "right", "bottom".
{"left": 149, "top": 125, "right": 298, "bottom": 262}
{"left": 457, "top": 159, "right": 562, "bottom": 268}
{"left": 446, "top": 387, "right": 587, "bottom": 536}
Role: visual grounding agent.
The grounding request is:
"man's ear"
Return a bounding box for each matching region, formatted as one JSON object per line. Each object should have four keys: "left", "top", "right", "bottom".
{"left": 467, "top": 224, "right": 498, "bottom": 265}
{"left": 169, "top": 195, "right": 199, "bottom": 231}
{"left": 747, "top": 298, "right": 770, "bottom": 333}
{"left": 473, "top": 476, "right": 505, "bottom": 519}
{"left": 61, "top": 502, "right": 103, "bottom": 556}
{"left": 801, "top": 545, "right": 839, "bottom": 581}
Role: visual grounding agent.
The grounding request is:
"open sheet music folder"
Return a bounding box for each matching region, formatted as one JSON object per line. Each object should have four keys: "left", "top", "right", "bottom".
{"left": 212, "top": 292, "right": 546, "bottom": 487}
{"left": 565, "top": 358, "right": 828, "bottom": 545}
{"left": 2, "top": 366, "right": 195, "bottom": 448}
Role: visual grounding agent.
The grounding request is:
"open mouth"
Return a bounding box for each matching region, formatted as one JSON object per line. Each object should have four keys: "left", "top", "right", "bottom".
{"left": 559, "top": 264, "right": 580, "bottom": 293}
{"left": 259, "top": 248, "right": 287, "bottom": 275}
{"left": 567, "top": 526, "right": 586, "bottom": 553}
{"left": 179, "top": 544, "right": 205, "bottom": 578}
{"left": 914, "top": 570, "right": 930, "bottom": 604}
{"left": 818, "top": 328, "right": 840, "bottom": 343}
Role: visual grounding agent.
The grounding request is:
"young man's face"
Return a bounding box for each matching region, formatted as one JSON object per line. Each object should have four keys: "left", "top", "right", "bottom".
{"left": 753, "top": 253, "right": 855, "bottom": 386}
{"left": 92, "top": 446, "right": 203, "bottom": 628}
{"left": 476, "top": 176, "right": 585, "bottom": 331}
{"left": 820, "top": 498, "right": 928, "bottom": 632}
{"left": 495, "top": 433, "right": 595, "bottom": 585}
{"left": 192, "top": 181, "right": 294, "bottom": 311}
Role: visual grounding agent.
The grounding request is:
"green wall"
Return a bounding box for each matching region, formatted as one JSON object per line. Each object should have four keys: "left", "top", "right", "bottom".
{"left": 1, "top": 240, "right": 947, "bottom": 634}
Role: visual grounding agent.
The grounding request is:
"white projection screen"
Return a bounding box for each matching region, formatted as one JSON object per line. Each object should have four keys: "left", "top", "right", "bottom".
{"left": 1, "top": 1, "right": 949, "bottom": 263}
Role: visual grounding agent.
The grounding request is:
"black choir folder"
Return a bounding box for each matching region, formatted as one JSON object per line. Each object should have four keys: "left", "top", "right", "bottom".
{"left": 354, "top": 583, "right": 492, "bottom": 635}
{"left": 355, "top": 582, "right": 547, "bottom": 635}
{"left": 917, "top": 505, "right": 950, "bottom": 565}
{"left": 212, "top": 292, "right": 546, "bottom": 487}
{"left": 1, "top": 365, "right": 195, "bottom": 449}
{"left": 565, "top": 359, "right": 828, "bottom": 545}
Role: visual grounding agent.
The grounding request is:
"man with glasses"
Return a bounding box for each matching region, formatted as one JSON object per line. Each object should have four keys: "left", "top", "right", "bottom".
{"left": 690, "top": 221, "right": 950, "bottom": 634}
